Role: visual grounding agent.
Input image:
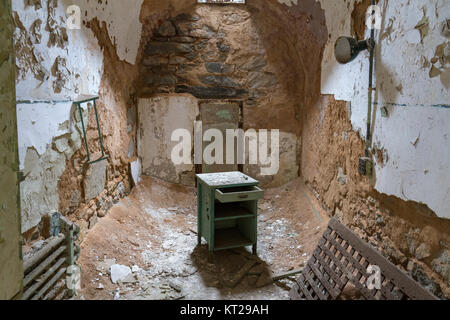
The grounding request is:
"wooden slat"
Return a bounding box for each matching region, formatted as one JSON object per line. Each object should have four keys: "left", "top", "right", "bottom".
{"left": 312, "top": 251, "right": 347, "bottom": 295}
{"left": 307, "top": 258, "right": 341, "bottom": 299}
{"left": 295, "top": 274, "right": 316, "bottom": 300}
{"left": 302, "top": 266, "right": 329, "bottom": 300}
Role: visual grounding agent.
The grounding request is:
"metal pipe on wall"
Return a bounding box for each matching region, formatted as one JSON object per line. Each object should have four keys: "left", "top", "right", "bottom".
{"left": 365, "top": 0, "right": 377, "bottom": 158}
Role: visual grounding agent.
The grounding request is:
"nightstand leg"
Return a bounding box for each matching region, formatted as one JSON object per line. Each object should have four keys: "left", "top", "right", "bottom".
{"left": 197, "top": 182, "right": 202, "bottom": 247}
{"left": 252, "top": 244, "right": 257, "bottom": 256}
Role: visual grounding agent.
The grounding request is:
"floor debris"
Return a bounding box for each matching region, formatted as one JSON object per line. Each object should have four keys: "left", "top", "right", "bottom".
{"left": 272, "top": 268, "right": 304, "bottom": 282}
{"left": 78, "top": 176, "right": 329, "bottom": 300}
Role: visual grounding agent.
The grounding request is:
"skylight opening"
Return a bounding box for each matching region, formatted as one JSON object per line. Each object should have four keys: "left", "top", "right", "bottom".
{"left": 197, "top": 0, "right": 246, "bottom": 4}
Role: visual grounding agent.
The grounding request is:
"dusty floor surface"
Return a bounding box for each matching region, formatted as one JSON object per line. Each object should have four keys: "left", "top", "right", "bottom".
{"left": 77, "top": 176, "right": 329, "bottom": 300}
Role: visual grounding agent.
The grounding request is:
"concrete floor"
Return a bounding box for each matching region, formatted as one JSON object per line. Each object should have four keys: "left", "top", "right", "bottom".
{"left": 77, "top": 176, "right": 329, "bottom": 300}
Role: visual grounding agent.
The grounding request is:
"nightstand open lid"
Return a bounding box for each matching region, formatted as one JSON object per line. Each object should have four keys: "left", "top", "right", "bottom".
{"left": 196, "top": 171, "right": 259, "bottom": 188}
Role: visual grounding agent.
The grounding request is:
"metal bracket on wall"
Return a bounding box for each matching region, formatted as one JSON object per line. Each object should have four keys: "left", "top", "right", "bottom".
{"left": 50, "top": 212, "right": 61, "bottom": 237}
{"left": 74, "top": 95, "right": 109, "bottom": 164}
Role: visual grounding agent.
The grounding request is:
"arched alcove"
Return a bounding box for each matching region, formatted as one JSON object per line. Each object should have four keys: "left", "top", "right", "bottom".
{"left": 135, "top": 0, "right": 328, "bottom": 187}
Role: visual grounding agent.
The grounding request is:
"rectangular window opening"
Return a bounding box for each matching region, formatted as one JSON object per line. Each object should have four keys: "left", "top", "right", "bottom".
{"left": 197, "top": 0, "right": 246, "bottom": 4}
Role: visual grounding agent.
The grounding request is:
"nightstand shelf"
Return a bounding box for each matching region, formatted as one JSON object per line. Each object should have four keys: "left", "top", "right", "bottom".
{"left": 214, "top": 228, "right": 254, "bottom": 251}
{"left": 214, "top": 203, "right": 255, "bottom": 221}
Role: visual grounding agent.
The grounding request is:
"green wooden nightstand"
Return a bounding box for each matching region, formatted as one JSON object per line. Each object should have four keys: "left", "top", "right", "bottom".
{"left": 196, "top": 172, "right": 264, "bottom": 255}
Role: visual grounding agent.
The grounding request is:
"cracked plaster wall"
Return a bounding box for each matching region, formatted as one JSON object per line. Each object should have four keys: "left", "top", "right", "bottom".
{"left": 138, "top": 95, "right": 199, "bottom": 186}
{"left": 317, "top": 0, "right": 450, "bottom": 219}
{"left": 14, "top": 0, "right": 144, "bottom": 234}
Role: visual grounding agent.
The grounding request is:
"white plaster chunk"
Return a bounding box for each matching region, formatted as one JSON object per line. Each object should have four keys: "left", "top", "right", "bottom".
{"left": 130, "top": 159, "right": 142, "bottom": 186}
{"left": 132, "top": 265, "right": 141, "bottom": 273}
{"left": 415, "top": 243, "right": 431, "bottom": 260}
{"left": 277, "top": 0, "right": 298, "bottom": 7}
{"left": 110, "top": 264, "right": 132, "bottom": 284}
{"left": 54, "top": 136, "right": 69, "bottom": 153}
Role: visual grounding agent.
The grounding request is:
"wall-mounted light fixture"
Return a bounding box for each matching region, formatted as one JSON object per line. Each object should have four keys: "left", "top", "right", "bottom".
{"left": 334, "top": 37, "right": 373, "bottom": 64}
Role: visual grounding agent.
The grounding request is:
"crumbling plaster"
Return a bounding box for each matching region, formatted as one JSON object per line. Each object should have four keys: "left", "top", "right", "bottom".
{"left": 317, "top": 0, "right": 450, "bottom": 219}
{"left": 13, "top": 1, "right": 103, "bottom": 101}
{"left": 138, "top": 95, "right": 199, "bottom": 186}
{"left": 14, "top": 0, "right": 144, "bottom": 233}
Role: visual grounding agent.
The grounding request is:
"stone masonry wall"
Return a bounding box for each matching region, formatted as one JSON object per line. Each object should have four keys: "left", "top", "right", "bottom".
{"left": 139, "top": 7, "right": 281, "bottom": 112}
{"left": 137, "top": 4, "right": 310, "bottom": 187}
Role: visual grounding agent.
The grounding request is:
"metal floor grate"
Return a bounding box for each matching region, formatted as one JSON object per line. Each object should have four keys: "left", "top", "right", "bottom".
{"left": 289, "top": 218, "right": 438, "bottom": 300}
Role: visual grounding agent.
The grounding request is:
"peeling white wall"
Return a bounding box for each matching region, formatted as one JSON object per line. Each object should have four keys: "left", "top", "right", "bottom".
{"left": 76, "top": 0, "right": 144, "bottom": 64}
{"left": 14, "top": 0, "right": 144, "bottom": 232}
{"left": 13, "top": 1, "right": 103, "bottom": 101}
{"left": 138, "top": 95, "right": 199, "bottom": 186}
{"left": 17, "top": 102, "right": 79, "bottom": 169}
{"left": 318, "top": 0, "right": 450, "bottom": 219}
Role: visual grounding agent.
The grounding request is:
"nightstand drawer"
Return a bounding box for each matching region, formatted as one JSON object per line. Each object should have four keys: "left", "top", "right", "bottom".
{"left": 215, "top": 186, "right": 264, "bottom": 203}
